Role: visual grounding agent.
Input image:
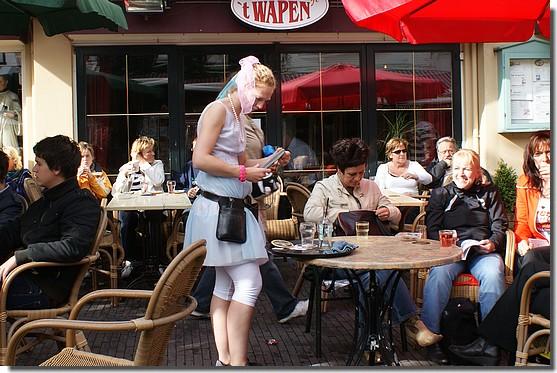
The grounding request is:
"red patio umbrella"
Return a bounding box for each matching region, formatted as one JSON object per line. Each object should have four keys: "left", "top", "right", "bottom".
{"left": 281, "top": 64, "right": 445, "bottom": 111}
{"left": 341, "top": 0, "right": 550, "bottom": 44}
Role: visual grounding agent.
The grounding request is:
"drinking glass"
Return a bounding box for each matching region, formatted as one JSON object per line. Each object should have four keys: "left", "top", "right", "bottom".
{"left": 166, "top": 180, "right": 176, "bottom": 193}
{"left": 299, "top": 222, "right": 316, "bottom": 249}
{"left": 439, "top": 229, "right": 457, "bottom": 248}
{"left": 355, "top": 221, "right": 369, "bottom": 237}
{"left": 318, "top": 220, "right": 333, "bottom": 248}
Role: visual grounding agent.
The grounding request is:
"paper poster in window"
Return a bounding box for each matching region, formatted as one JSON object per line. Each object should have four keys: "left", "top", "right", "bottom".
{"left": 533, "top": 82, "right": 550, "bottom": 122}
{"left": 511, "top": 100, "right": 533, "bottom": 120}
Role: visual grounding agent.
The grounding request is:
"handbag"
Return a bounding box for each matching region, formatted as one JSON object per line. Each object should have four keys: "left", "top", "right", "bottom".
{"left": 202, "top": 191, "right": 256, "bottom": 244}
{"left": 216, "top": 197, "right": 247, "bottom": 244}
{"left": 333, "top": 210, "right": 393, "bottom": 237}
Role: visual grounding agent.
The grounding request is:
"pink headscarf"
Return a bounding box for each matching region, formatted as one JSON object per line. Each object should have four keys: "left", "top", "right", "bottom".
{"left": 236, "top": 56, "right": 259, "bottom": 114}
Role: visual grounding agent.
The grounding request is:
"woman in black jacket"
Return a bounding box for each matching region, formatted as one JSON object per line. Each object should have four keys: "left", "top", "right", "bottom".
{"left": 416, "top": 149, "right": 508, "bottom": 364}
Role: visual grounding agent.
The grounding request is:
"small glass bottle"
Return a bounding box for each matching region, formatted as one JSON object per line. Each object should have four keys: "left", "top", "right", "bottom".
{"left": 318, "top": 215, "right": 333, "bottom": 249}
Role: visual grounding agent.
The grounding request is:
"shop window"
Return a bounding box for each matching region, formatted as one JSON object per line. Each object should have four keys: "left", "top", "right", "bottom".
{"left": 183, "top": 52, "right": 267, "bottom": 165}
{"left": 375, "top": 51, "right": 453, "bottom": 167}
{"left": 280, "top": 52, "right": 361, "bottom": 187}
{"left": 84, "top": 53, "right": 169, "bottom": 175}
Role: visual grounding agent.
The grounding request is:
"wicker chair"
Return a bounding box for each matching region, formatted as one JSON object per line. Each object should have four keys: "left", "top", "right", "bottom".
{"left": 90, "top": 210, "right": 126, "bottom": 306}
{"left": 0, "top": 198, "right": 108, "bottom": 365}
{"left": 263, "top": 177, "right": 298, "bottom": 241}
{"left": 515, "top": 271, "right": 551, "bottom": 366}
{"left": 165, "top": 209, "right": 187, "bottom": 262}
{"left": 23, "top": 178, "right": 43, "bottom": 204}
{"left": 413, "top": 229, "right": 516, "bottom": 306}
{"left": 5, "top": 239, "right": 207, "bottom": 366}
{"left": 285, "top": 182, "right": 311, "bottom": 229}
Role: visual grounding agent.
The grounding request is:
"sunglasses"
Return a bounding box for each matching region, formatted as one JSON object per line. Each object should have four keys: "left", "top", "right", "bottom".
{"left": 392, "top": 149, "right": 408, "bottom": 155}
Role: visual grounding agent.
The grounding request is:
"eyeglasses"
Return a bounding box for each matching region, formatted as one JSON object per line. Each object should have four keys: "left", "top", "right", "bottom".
{"left": 392, "top": 149, "right": 407, "bottom": 155}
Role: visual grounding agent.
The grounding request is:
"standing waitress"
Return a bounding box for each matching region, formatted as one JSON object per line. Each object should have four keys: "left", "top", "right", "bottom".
{"left": 184, "top": 56, "right": 282, "bottom": 366}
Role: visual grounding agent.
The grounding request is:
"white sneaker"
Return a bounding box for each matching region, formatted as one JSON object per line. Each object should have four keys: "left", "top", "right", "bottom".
{"left": 121, "top": 260, "right": 133, "bottom": 279}
{"left": 278, "top": 299, "right": 309, "bottom": 324}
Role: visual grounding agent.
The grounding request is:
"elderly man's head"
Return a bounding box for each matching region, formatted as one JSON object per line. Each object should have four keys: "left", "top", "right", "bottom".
{"left": 331, "top": 138, "right": 369, "bottom": 189}
{"left": 436, "top": 137, "right": 457, "bottom": 162}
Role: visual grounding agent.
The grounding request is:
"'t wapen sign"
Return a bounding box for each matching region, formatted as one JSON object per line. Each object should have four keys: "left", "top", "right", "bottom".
{"left": 231, "top": 0, "right": 329, "bottom": 30}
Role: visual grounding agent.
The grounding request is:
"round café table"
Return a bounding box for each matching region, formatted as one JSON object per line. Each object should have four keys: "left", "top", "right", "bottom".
{"left": 293, "top": 235, "right": 462, "bottom": 366}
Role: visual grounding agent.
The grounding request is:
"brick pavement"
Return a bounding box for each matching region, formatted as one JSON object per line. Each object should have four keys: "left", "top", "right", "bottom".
{"left": 14, "top": 257, "right": 435, "bottom": 367}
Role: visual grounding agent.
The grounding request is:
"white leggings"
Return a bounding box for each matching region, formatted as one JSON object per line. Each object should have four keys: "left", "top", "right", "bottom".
{"left": 213, "top": 261, "right": 262, "bottom": 307}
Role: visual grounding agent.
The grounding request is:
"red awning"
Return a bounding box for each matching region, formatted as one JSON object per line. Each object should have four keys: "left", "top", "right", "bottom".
{"left": 281, "top": 64, "right": 445, "bottom": 111}
{"left": 341, "top": 0, "right": 550, "bottom": 44}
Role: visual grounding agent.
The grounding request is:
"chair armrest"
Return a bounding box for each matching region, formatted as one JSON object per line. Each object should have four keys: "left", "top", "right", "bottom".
{"left": 69, "top": 289, "right": 153, "bottom": 321}
{"left": 0, "top": 254, "right": 99, "bottom": 310}
{"left": 6, "top": 295, "right": 197, "bottom": 365}
{"left": 518, "top": 271, "right": 550, "bottom": 320}
{"left": 504, "top": 229, "right": 516, "bottom": 285}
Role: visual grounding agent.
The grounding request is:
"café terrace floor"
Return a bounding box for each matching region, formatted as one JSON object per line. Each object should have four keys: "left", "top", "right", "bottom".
{"left": 16, "top": 257, "right": 442, "bottom": 367}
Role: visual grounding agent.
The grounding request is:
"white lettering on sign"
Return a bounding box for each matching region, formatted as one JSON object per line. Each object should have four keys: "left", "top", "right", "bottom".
{"left": 231, "top": 0, "right": 329, "bottom": 30}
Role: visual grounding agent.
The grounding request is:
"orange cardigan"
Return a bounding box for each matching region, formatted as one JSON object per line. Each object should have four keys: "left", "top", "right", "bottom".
{"left": 514, "top": 174, "right": 546, "bottom": 243}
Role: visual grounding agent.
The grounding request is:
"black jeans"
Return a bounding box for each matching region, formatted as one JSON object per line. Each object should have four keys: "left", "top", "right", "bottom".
{"left": 6, "top": 275, "right": 51, "bottom": 310}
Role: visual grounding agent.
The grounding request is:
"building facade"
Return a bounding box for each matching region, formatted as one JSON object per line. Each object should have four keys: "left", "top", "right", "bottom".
{"left": 0, "top": 1, "right": 549, "bottom": 185}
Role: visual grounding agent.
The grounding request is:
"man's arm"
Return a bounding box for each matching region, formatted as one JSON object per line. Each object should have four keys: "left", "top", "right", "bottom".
{"left": 425, "top": 160, "right": 448, "bottom": 188}
{"left": 14, "top": 196, "right": 100, "bottom": 264}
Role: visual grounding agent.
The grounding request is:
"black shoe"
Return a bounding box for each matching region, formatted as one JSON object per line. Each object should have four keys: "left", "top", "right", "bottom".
{"left": 449, "top": 337, "right": 500, "bottom": 366}
{"left": 426, "top": 343, "right": 450, "bottom": 365}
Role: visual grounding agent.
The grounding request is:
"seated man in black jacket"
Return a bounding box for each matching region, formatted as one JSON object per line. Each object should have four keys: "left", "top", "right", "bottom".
{"left": 425, "top": 136, "right": 457, "bottom": 189}
{"left": 0, "top": 150, "right": 24, "bottom": 228}
{"left": 0, "top": 135, "right": 100, "bottom": 309}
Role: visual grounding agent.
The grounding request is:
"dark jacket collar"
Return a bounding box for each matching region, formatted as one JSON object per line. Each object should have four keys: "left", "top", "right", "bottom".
{"left": 447, "top": 181, "right": 483, "bottom": 198}
{"left": 43, "top": 178, "right": 79, "bottom": 201}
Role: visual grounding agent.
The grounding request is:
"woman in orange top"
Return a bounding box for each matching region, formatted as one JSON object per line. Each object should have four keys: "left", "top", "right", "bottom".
{"left": 515, "top": 130, "right": 550, "bottom": 261}
{"left": 77, "top": 141, "right": 112, "bottom": 200}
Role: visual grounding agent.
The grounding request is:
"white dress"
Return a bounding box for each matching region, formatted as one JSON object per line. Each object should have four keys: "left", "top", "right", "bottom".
{"left": 183, "top": 100, "right": 268, "bottom": 267}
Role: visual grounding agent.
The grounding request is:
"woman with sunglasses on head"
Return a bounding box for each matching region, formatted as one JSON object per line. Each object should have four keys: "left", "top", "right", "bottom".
{"left": 375, "top": 137, "right": 432, "bottom": 195}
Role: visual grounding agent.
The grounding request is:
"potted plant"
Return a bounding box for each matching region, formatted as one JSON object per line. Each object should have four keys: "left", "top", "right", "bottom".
{"left": 377, "top": 111, "right": 413, "bottom": 161}
{"left": 493, "top": 159, "right": 518, "bottom": 228}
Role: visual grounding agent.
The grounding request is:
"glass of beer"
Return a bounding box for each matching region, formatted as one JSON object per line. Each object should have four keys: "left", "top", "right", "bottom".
{"left": 439, "top": 229, "right": 457, "bottom": 248}
{"left": 355, "top": 221, "right": 369, "bottom": 237}
{"left": 166, "top": 180, "right": 176, "bottom": 193}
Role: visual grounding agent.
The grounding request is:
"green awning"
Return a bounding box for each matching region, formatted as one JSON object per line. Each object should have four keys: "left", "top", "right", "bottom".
{"left": 0, "top": 0, "right": 128, "bottom": 38}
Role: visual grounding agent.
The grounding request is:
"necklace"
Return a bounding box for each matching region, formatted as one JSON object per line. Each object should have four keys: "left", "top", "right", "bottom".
{"left": 227, "top": 94, "right": 240, "bottom": 127}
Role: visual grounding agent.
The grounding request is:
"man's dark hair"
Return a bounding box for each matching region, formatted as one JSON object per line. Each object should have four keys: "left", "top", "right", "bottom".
{"left": 0, "top": 151, "right": 9, "bottom": 183}
{"left": 33, "top": 135, "right": 81, "bottom": 179}
{"left": 331, "top": 138, "right": 369, "bottom": 172}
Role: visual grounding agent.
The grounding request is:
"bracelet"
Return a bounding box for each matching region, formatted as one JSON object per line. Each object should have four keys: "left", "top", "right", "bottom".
{"left": 238, "top": 165, "right": 247, "bottom": 182}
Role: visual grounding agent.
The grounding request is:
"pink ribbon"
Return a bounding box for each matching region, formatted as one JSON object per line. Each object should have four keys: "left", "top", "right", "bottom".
{"left": 236, "top": 56, "right": 259, "bottom": 114}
